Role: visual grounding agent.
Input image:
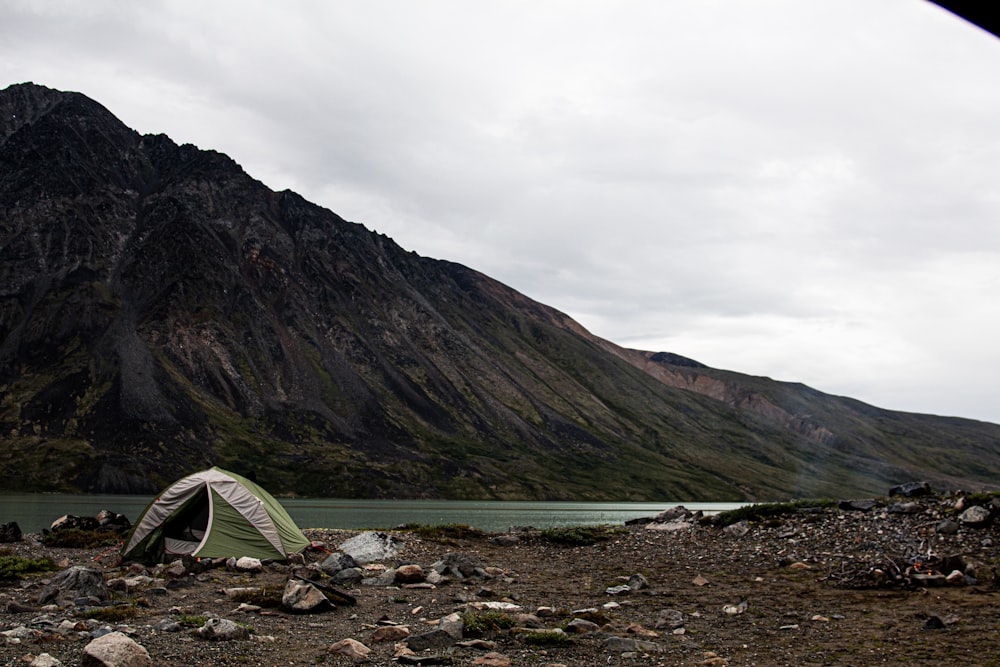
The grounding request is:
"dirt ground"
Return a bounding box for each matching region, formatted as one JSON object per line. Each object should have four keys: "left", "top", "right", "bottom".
{"left": 2, "top": 496, "right": 1000, "bottom": 666}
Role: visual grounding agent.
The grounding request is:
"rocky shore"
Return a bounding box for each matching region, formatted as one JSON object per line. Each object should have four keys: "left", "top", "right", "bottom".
{"left": 2, "top": 488, "right": 1000, "bottom": 666}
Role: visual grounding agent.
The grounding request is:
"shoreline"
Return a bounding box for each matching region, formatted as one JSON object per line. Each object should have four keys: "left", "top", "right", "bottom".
{"left": 2, "top": 492, "right": 999, "bottom": 666}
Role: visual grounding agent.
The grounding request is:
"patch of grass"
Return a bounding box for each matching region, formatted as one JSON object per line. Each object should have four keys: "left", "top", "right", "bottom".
{"left": 963, "top": 491, "right": 1000, "bottom": 505}
{"left": 463, "top": 609, "right": 518, "bottom": 637}
{"left": 228, "top": 585, "right": 284, "bottom": 607}
{"left": 521, "top": 630, "right": 571, "bottom": 645}
{"left": 79, "top": 605, "right": 140, "bottom": 623}
{"left": 41, "top": 528, "right": 123, "bottom": 549}
{"left": 0, "top": 555, "right": 59, "bottom": 579}
{"left": 405, "top": 523, "right": 486, "bottom": 542}
{"left": 713, "top": 499, "right": 838, "bottom": 527}
{"left": 537, "top": 525, "right": 623, "bottom": 546}
{"left": 177, "top": 614, "right": 209, "bottom": 628}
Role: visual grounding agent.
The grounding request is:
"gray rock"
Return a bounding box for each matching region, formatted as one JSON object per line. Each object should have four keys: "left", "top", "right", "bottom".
{"left": 936, "top": 519, "right": 960, "bottom": 534}
{"left": 404, "top": 628, "right": 457, "bottom": 651}
{"left": 0, "top": 521, "right": 22, "bottom": 543}
{"left": 627, "top": 573, "right": 650, "bottom": 590}
{"left": 152, "top": 619, "right": 182, "bottom": 632}
{"left": 888, "top": 481, "right": 931, "bottom": 497}
{"left": 887, "top": 502, "right": 921, "bottom": 514}
{"left": 82, "top": 631, "right": 152, "bottom": 667}
{"left": 38, "top": 566, "right": 109, "bottom": 605}
{"left": 438, "top": 612, "right": 464, "bottom": 640}
{"left": 30, "top": 653, "right": 63, "bottom": 667}
{"left": 724, "top": 520, "right": 751, "bottom": 538}
{"left": 194, "top": 618, "right": 251, "bottom": 641}
{"left": 338, "top": 532, "right": 401, "bottom": 563}
{"left": 319, "top": 552, "right": 358, "bottom": 575}
{"left": 960, "top": 505, "right": 992, "bottom": 527}
{"left": 655, "top": 609, "right": 685, "bottom": 629}
{"left": 432, "top": 552, "right": 486, "bottom": 580}
{"left": 330, "top": 567, "right": 364, "bottom": 586}
{"left": 281, "top": 579, "right": 331, "bottom": 613}
{"left": 567, "top": 618, "right": 600, "bottom": 633}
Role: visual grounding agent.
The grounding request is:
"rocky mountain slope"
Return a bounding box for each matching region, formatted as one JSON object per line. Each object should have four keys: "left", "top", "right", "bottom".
{"left": 2, "top": 82, "right": 998, "bottom": 499}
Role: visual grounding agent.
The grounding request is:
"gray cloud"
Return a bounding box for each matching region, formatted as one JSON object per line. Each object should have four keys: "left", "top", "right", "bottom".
{"left": 3, "top": 0, "right": 999, "bottom": 422}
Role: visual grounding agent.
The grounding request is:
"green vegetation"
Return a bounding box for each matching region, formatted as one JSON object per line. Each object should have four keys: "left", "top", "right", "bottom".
{"left": 713, "top": 499, "right": 839, "bottom": 527}
{"left": 0, "top": 555, "right": 58, "bottom": 580}
{"left": 463, "top": 609, "right": 518, "bottom": 637}
{"left": 41, "top": 529, "right": 123, "bottom": 549}
{"left": 177, "top": 614, "right": 210, "bottom": 628}
{"left": 521, "top": 630, "right": 571, "bottom": 645}
{"left": 227, "top": 585, "right": 284, "bottom": 607}
{"left": 537, "top": 525, "right": 624, "bottom": 546}
{"left": 79, "top": 605, "right": 140, "bottom": 623}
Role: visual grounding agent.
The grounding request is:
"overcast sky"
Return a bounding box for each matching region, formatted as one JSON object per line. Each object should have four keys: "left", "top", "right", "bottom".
{"left": 3, "top": 1, "right": 1000, "bottom": 424}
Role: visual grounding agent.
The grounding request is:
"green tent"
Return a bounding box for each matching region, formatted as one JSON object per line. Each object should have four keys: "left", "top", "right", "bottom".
{"left": 121, "top": 467, "right": 310, "bottom": 562}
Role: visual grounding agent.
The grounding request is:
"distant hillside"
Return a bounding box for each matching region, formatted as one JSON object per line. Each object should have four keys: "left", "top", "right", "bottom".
{"left": 2, "top": 82, "right": 998, "bottom": 499}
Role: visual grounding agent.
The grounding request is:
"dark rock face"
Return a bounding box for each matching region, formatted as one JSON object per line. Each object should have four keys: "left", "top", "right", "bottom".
{"left": 2, "top": 82, "right": 1000, "bottom": 499}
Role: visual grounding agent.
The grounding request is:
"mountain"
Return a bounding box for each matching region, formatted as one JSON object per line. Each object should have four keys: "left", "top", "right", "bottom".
{"left": 2, "top": 82, "right": 998, "bottom": 500}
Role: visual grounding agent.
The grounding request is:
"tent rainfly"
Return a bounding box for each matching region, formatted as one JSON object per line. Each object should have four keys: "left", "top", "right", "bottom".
{"left": 121, "top": 467, "right": 310, "bottom": 562}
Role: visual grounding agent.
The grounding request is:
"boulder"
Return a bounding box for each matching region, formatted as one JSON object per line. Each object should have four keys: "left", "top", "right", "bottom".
{"left": 959, "top": 505, "right": 992, "bottom": 527}
{"left": 723, "top": 520, "right": 750, "bottom": 538}
{"left": 338, "top": 532, "right": 401, "bottom": 563}
{"left": 404, "top": 628, "right": 457, "bottom": 652}
{"left": 319, "top": 552, "right": 358, "bottom": 575}
{"left": 38, "top": 566, "right": 109, "bottom": 605}
{"left": 234, "top": 557, "right": 262, "bottom": 572}
{"left": 282, "top": 579, "right": 331, "bottom": 613}
{"left": 432, "top": 552, "right": 486, "bottom": 580}
{"left": 50, "top": 514, "right": 99, "bottom": 532}
{"left": 0, "top": 521, "right": 22, "bottom": 542}
{"left": 194, "top": 618, "right": 251, "bottom": 641}
{"left": 395, "top": 563, "right": 425, "bottom": 584}
{"left": 81, "top": 631, "right": 152, "bottom": 667}
{"left": 330, "top": 638, "right": 371, "bottom": 658}
{"left": 888, "top": 481, "right": 931, "bottom": 497}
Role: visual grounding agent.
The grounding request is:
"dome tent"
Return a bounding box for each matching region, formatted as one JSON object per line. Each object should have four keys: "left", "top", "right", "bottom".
{"left": 121, "top": 467, "right": 310, "bottom": 563}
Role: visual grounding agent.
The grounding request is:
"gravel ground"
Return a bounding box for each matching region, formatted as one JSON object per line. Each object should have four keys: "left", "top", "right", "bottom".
{"left": 2, "top": 494, "right": 1000, "bottom": 666}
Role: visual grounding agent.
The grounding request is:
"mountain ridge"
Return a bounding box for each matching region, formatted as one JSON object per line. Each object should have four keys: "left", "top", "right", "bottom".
{"left": 2, "top": 82, "right": 998, "bottom": 499}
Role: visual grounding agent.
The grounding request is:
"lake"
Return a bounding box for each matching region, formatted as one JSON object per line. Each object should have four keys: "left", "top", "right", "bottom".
{"left": 0, "top": 493, "right": 745, "bottom": 534}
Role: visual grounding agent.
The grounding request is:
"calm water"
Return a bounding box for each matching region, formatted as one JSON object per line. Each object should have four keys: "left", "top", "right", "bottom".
{"left": 0, "top": 493, "right": 744, "bottom": 534}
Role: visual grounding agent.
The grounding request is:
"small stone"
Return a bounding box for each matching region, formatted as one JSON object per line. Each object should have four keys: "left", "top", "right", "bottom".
{"left": 924, "top": 615, "right": 946, "bottom": 630}
{"left": 30, "top": 654, "right": 63, "bottom": 667}
{"left": 195, "top": 618, "right": 251, "bottom": 641}
{"left": 395, "top": 564, "right": 425, "bottom": 584}
{"left": 692, "top": 574, "right": 709, "bottom": 586}
{"left": 936, "top": 520, "right": 960, "bottom": 535}
{"left": 625, "top": 622, "right": 658, "bottom": 636}
{"left": 372, "top": 625, "right": 411, "bottom": 643}
{"left": 473, "top": 653, "right": 511, "bottom": 667}
{"left": 281, "top": 580, "right": 330, "bottom": 613}
{"left": 329, "top": 638, "right": 371, "bottom": 658}
{"left": 723, "top": 520, "right": 750, "bottom": 538}
{"left": 960, "top": 506, "right": 991, "bottom": 527}
{"left": 234, "top": 557, "right": 262, "bottom": 573}
{"left": 82, "top": 631, "right": 153, "bottom": 666}
{"left": 566, "top": 618, "right": 599, "bottom": 634}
